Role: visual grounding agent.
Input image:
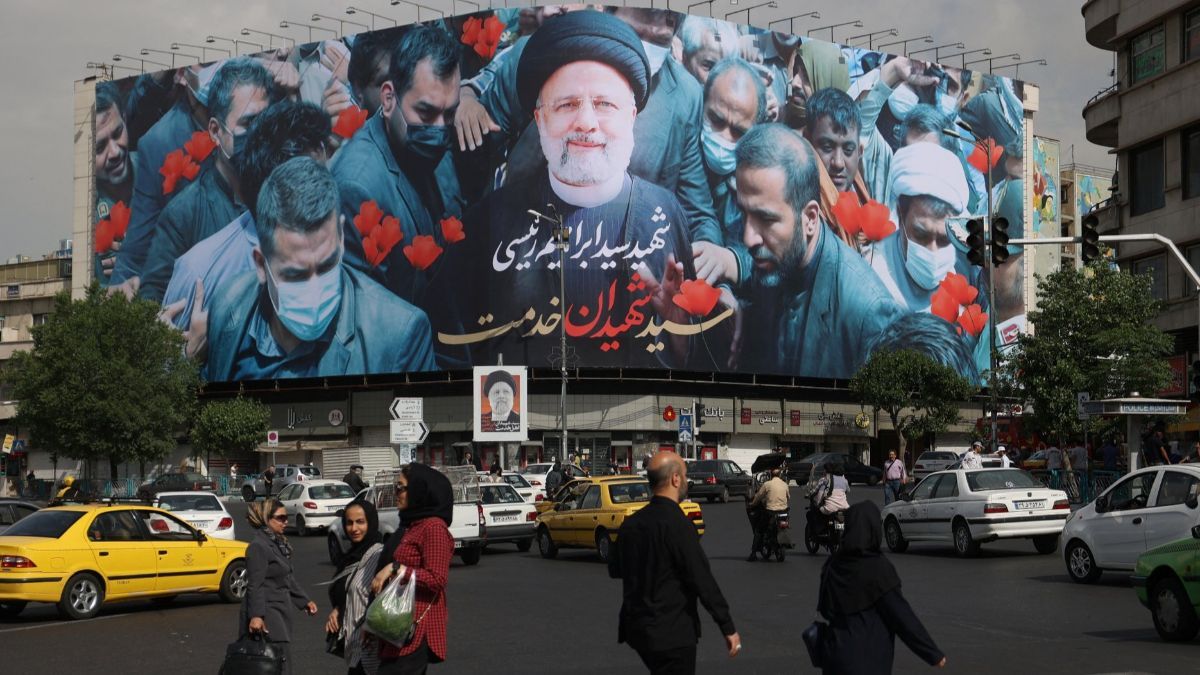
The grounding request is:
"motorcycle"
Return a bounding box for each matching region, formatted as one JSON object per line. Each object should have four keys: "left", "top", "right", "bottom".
{"left": 804, "top": 506, "right": 845, "bottom": 555}
{"left": 756, "top": 510, "right": 791, "bottom": 562}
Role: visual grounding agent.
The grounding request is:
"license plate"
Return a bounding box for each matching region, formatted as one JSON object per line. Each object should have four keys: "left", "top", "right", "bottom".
{"left": 327, "top": 506, "right": 341, "bottom": 512}
{"left": 189, "top": 521, "right": 210, "bottom": 530}
{"left": 494, "top": 515, "right": 518, "bottom": 523}
{"left": 1015, "top": 500, "right": 1044, "bottom": 510}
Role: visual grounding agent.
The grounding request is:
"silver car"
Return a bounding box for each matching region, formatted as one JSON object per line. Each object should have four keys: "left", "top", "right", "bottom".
{"left": 912, "top": 451, "right": 961, "bottom": 479}
{"left": 241, "top": 464, "right": 322, "bottom": 501}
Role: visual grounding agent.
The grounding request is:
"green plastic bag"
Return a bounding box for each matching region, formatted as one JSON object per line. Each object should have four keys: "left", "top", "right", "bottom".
{"left": 365, "top": 572, "right": 415, "bottom": 647}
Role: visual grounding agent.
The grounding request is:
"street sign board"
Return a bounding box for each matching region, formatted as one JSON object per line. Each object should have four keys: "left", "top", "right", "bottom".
{"left": 678, "top": 413, "right": 693, "bottom": 443}
{"left": 267, "top": 430, "right": 279, "bottom": 447}
{"left": 1076, "top": 392, "right": 1090, "bottom": 420}
{"left": 390, "top": 397, "right": 423, "bottom": 421}
{"left": 1, "top": 434, "right": 13, "bottom": 454}
{"left": 390, "top": 419, "right": 429, "bottom": 444}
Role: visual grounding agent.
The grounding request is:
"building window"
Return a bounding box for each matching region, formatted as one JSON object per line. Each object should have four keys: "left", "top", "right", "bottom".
{"left": 1186, "top": 127, "right": 1200, "bottom": 200}
{"left": 1132, "top": 25, "right": 1165, "bottom": 83}
{"left": 32, "top": 314, "right": 48, "bottom": 326}
{"left": 1187, "top": 9, "right": 1200, "bottom": 62}
{"left": 1130, "top": 141, "right": 1165, "bottom": 216}
{"left": 1133, "top": 255, "right": 1167, "bottom": 300}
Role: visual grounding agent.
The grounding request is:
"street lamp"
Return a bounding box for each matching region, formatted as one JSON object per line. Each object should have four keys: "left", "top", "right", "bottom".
{"left": 687, "top": 0, "right": 715, "bottom": 16}
{"left": 390, "top": 0, "right": 444, "bottom": 22}
{"left": 141, "top": 47, "right": 197, "bottom": 68}
{"left": 345, "top": 6, "right": 397, "bottom": 30}
{"left": 877, "top": 35, "right": 934, "bottom": 56}
{"left": 208, "top": 35, "right": 264, "bottom": 57}
{"left": 767, "top": 12, "right": 821, "bottom": 36}
{"left": 312, "top": 13, "right": 368, "bottom": 36}
{"left": 941, "top": 47, "right": 991, "bottom": 68}
{"left": 113, "top": 54, "right": 169, "bottom": 73}
{"left": 909, "top": 41, "right": 964, "bottom": 62}
{"left": 241, "top": 27, "right": 294, "bottom": 49}
{"left": 725, "top": 1, "right": 778, "bottom": 24}
{"left": 280, "top": 20, "right": 337, "bottom": 42}
{"left": 966, "top": 53, "right": 1021, "bottom": 74}
{"left": 807, "top": 19, "right": 863, "bottom": 42}
{"left": 527, "top": 203, "right": 571, "bottom": 462}
{"left": 993, "top": 58, "right": 1048, "bottom": 78}
{"left": 847, "top": 28, "right": 897, "bottom": 50}
{"left": 173, "top": 42, "right": 229, "bottom": 61}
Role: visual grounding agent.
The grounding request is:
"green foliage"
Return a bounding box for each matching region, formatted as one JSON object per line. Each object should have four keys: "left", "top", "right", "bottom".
{"left": 3, "top": 284, "right": 200, "bottom": 475}
{"left": 999, "top": 261, "right": 1172, "bottom": 441}
{"left": 850, "top": 349, "right": 977, "bottom": 460}
{"left": 192, "top": 396, "right": 271, "bottom": 459}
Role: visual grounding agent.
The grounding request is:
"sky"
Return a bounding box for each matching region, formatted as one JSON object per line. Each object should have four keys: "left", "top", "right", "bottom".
{"left": 0, "top": 0, "right": 1114, "bottom": 258}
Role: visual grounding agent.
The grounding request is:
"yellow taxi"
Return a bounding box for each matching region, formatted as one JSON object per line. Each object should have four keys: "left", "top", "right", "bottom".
{"left": 534, "top": 476, "right": 704, "bottom": 563}
{"left": 0, "top": 502, "right": 248, "bottom": 620}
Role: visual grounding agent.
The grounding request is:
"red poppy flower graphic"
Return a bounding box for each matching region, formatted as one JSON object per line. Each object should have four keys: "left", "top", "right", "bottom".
{"left": 858, "top": 200, "right": 897, "bottom": 242}
{"left": 363, "top": 216, "right": 405, "bottom": 267}
{"left": 967, "top": 138, "right": 1003, "bottom": 174}
{"left": 474, "top": 15, "right": 506, "bottom": 60}
{"left": 831, "top": 192, "right": 862, "bottom": 237}
{"left": 108, "top": 200, "right": 131, "bottom": 239}
{"left": 461, "top": 17, "right": 483, "bottom": 47}
{"left": 94, "top": 220, "right": 115, "bottom": 254}
{"left": 440, "top": 216, "right": 466, "bottom": 244}
{"left": 930, "top": 287, "right": 961, "bottom": 324}
{"left": 938, "top": 272, "right": 978, "bottom": 306}
{"left": 353, "top": 200, "right": 385, "bottom": 237}
{"left": 403, "top": 235, "right": 443, "bottom": 270}
{"left": 671, "top": 278, "right": 722, "bottom": 317}
{"left": 160, "top": 149, "right": 200, "bottom": 195}
{"left": 183, "top": 130, "right": 217, "bottom": 163}
{"left": 332, "top": 105, "right": 369, "bottom": 139}
{"left": 957, "top": 303, "right": 989, "bottom": 338}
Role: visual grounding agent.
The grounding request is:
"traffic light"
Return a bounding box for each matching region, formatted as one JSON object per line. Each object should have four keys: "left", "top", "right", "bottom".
{"left": 662, "top": 406, "right": 676, "bottom": 423}
{"left": 696, "top": 405, "right": 706, "bottom": 428}
{"left": 991, "top": 217, "right": 1010, "bottom": 266}
{"left": 966, "top": 219, "right": 986, "bottom": 267}
{"left": 1081, "top": 215, "right": 1100, "bottom": 264}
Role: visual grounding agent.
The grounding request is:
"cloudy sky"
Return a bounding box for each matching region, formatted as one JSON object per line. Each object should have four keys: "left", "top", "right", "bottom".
{"left": 0, "top": 0, "right": 1113, "bottom": 258}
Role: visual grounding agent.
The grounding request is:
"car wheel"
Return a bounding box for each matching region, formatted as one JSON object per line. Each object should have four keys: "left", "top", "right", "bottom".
{"left": 59, "top": 572, "right": 104, "bottom": 620}
{"left": 241, "top": 485, "right": 256, "bottom": 502}
{"left": 516, "top": 538, "right": 532, "bottom": 553}
{"left": 1065, "top": 540, "right": 1102, "bottom": 584}
{"left": 537, "top": 527, "right": 558, "bottom": 559}
{"left": 595, "top": 529, "right": 611, "bottom": 563}
{"left": 1033, "top": 534, "right": 1059, "bottom": 555}
{"left": 327, "top": 533, "right": 343, "bottom": 566}
{"left": 1150, "top": 575, "right": 1200, "bottom": 642}
{"left": 884, "top": 517, "right": 909, "bottom": 553}
{"left": 219, "top": 560, "right": 247, "bottom": 603}
{"left": 804, "top": 523, "right": 819, "bottom": 554}
{"left": 719, "top": 487, "right": 730, "bottom": 504}
{"left": 952, "top": 519, "right": 979, "bottom": 558}
{"left": 0, "top": 601, "right": 27, "bottom": 619}
{"left": 459, "top": 546, "right": 482, "bottom": 566}
{"left": 294, "top": 515, "right": 307, "bottom": 537}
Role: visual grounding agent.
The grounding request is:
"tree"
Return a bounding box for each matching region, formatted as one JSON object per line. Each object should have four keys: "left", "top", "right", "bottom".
{"left": 998, "top": 261, "right": 1172, "bottom": 442}
{"left": 850, "top": 349, "right": 977, "bottom": 463}
{"left": 3, "top": 285, "right": 200, "bottom": 482}
{"left": 191, "top": 396, "right": 271, "bottom": 474}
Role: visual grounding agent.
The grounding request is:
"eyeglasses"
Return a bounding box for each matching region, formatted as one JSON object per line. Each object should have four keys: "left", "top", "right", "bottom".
{"left": 270, "top": 514, "right": 289, "bottom": 523}
{"left": 394, "top": 484, "right": 408, "bottom": 493}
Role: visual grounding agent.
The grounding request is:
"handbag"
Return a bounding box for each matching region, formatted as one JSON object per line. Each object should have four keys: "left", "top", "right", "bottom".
{"left": 365, "top": 569, "right": 418, "bottom": 647}
{"left": 802, "top": 619, "right": 829, "bottom": 668}
{"left": 219, "top": 634, "right": 283, "bottom": 675}
{"left": 324, "top": 563, "right": 361, "bottom": 658}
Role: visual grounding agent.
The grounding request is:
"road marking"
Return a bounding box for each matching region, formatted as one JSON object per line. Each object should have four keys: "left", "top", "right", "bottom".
{"left": 0, "top": 612, "right": 128, "bottom": 634}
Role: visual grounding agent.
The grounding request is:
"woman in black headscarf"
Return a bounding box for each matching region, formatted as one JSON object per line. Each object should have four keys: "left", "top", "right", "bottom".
{"left": 370, "top": 463, "right": 454, "bottom": 674}
{"left": 326, "top": 498, "right": 384, "bottom": 674}
{"left": 816, "top": 501, "right": 946, "bottom": 674}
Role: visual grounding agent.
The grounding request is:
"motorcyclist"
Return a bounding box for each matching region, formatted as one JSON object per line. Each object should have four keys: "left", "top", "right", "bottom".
{"left": 807, "top": 462, "right": 850, "bottom": 536}
{"left": 53, "top": 475, "right": 84, "bottom": 504}
{"left": 747, "top": 466, "right": 790, "bottom": 562}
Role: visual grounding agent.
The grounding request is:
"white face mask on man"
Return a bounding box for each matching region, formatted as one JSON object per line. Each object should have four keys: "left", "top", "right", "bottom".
{"left": 641, "top": 40, "right": 670, "bottom": 77}
{"left": 904, "top": 238, "right": 957, "bottom": 290}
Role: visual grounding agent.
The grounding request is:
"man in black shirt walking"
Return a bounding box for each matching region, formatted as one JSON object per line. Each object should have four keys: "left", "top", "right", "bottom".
{"left": 609, "top": 451, "right": 741, "bottom": 673}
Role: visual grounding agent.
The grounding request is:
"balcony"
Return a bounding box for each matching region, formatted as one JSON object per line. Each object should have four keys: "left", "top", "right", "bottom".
{"left": 1083, "top": 83, "right": 1120, "bottom": 147}
{"left": 1083, "top": 0, "right": 1120, "bottom": 48}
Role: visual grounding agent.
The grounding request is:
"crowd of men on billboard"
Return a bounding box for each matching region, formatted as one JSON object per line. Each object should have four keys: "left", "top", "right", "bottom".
{"left": 91, "top": 6, "right": 1028, "bottom": 384}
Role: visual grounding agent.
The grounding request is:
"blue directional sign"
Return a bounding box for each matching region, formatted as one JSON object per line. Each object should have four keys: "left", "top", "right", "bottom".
{"left": 678, "top": 413, "right": 693, "bottom": 443}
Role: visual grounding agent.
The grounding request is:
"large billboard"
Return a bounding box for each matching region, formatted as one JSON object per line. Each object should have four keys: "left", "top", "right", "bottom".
{"left": 88, "top": 6, "right": 1029, "bottom": 385}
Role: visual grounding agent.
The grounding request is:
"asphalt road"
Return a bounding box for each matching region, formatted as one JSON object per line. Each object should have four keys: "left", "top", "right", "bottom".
{"left": 1, "top": 486, "right": 1197, "bottom": 674}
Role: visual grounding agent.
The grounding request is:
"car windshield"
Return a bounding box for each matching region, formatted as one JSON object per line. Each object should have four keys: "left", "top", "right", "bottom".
{"left": 299, "top": 467, "right": 321, "bottom": 477}
{"left": 689, "top": 461, "right": 720, "bottom": 473}
{"left": 522, "top": 464, "right": 552, "bottom": 474}
{"left": 608, "top": 482, "right": 651, "bottom": 504}
{"left": 157, "top": 495, "right": 222, "bottom": 512}
{"left": 501, "top": 474, "right": 532, "bottom": 488}
{"left": 310, "top": 484, "right": 354, "bottom": 500}
{"left": 481, "top": 485, "right": 524, "bottom": 504}
{"left": 966, "top": 470, "right": 1043, "bottom": 491}
{"left": 921, "top": 452, "right": 955, "bottom": 461}
{"left": 3, "top": 510, "right": 85, "bottom": 538}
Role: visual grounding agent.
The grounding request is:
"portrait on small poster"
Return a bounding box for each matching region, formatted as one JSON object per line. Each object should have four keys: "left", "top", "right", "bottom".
{"left": 474, "top": 365, "right": 527, "bottom": 441}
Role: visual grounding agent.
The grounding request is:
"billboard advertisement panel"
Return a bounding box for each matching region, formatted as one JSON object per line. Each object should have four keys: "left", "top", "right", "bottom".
{"left": 89, "top": 6, "right": 1029, "bottom": 385}
{"left": 474, "top": 365, "right": 528, "bottom": 441}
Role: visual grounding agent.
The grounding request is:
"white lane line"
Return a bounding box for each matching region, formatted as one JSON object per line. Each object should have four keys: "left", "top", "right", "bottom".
{"left": 0, "top": 612, "right": 129, "bottom": 633}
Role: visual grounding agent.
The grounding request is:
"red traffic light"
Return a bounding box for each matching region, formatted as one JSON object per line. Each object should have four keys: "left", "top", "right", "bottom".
{"left": 663, "top": 405, "right": 676, "bottom": 422}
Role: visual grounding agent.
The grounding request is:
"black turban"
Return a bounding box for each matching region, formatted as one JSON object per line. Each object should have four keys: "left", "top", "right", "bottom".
{"left": 516, "top": 10, "right": 650, "bottom": 118}
{"left": 484, "top": 369, "right": 517, "bottom": 397}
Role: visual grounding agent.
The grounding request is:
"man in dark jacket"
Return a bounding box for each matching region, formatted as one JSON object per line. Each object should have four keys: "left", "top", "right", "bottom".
{"left": 342, "top": 465, "right": 368, "bottom": 494}
{"left": 544, "top": 459, "right": 566, "bottom": 498}
{"left": 609, "top": 451, "right": 741, "bottom": 672}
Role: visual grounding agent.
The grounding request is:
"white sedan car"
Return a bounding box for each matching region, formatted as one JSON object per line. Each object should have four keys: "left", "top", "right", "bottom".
{"left": 882, "top": 469, "right": 1070, "bottom": 557}
{"left": 479, "top": 471, "right": 542, "bottom": 503}
{"left": 518, "top": 463, "right": 588, "bottom": 494}
{"left": 1061, "top": 464, "right": 1200, "bottom": 583}
{"left": 912, "top": 451, "right": 961, "bottom": 479}
{"left": 277, "top": 479, "right": 356, "bottom": 536}
{"left": 479, "top": 483, "right": 538, "bottom": 550}
{"left": 153, "top": 491, "right": 236, "bottom": 540}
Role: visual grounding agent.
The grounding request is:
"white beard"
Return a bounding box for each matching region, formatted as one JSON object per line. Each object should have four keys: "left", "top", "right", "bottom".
{"left": 538, "top": 127, "right": 634, "bottom": 187}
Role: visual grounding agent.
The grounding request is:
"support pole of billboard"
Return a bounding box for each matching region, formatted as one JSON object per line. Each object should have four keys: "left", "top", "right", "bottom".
{"left": 532, "top": 203, "right": 569, "bottom": 462}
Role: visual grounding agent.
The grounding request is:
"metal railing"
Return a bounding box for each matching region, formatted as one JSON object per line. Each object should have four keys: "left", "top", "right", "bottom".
{"left": 1028, "top": 469, "right": 1122, "bottom": 505}
{"left": 1086, "top": 82, "right": 1119, "bottom": 108}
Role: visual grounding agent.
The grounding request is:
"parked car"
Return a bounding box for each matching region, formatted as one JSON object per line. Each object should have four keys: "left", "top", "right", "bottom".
{"left": 277, "top": 480, "right": 355, "bottom": 536}
{"left": 153, "top": 491, "right": 236, "bottom": 540}
{"left": 478, "top": 471, "right": 541, "bottom": 503}
{"left": 913, "top": 451, "right": 963, "bottom": 479}
{"left": 881, "top": 468, "right": 1070, "bottom": 557}
{"left": 685, "top": 459, "right": 754, "bottom": 503}
{"left": 1132, "top": 524, "right": 1200, "bottom": 641}
{"left": 1022, "top": 451, "right": 1049, "bottom": 471}
{"left": 1062, "top": 465, "right": 1200, "bottom": 584}
{"left": 948, "top": 453, "right": 1004, "bottom": 470}
{"left": 787, "top": 453, "right": 882, "bottom": 487}
{"left": 0, "top": 499, "right": 39, "bottom": 535}
{"left": 241, "top": 464, "right": 321, "bottom": 501}
{"left": 479, "top": 483, "right": 537, "bottom": 551}
{"left": 0, "top": 503, "right": 246, "bottom": 620}
{"left": 518, "top": 462, "right": 588, "bottom": 493}
{"left": 136, "top": 472, "right": 216, "bottom": 500}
